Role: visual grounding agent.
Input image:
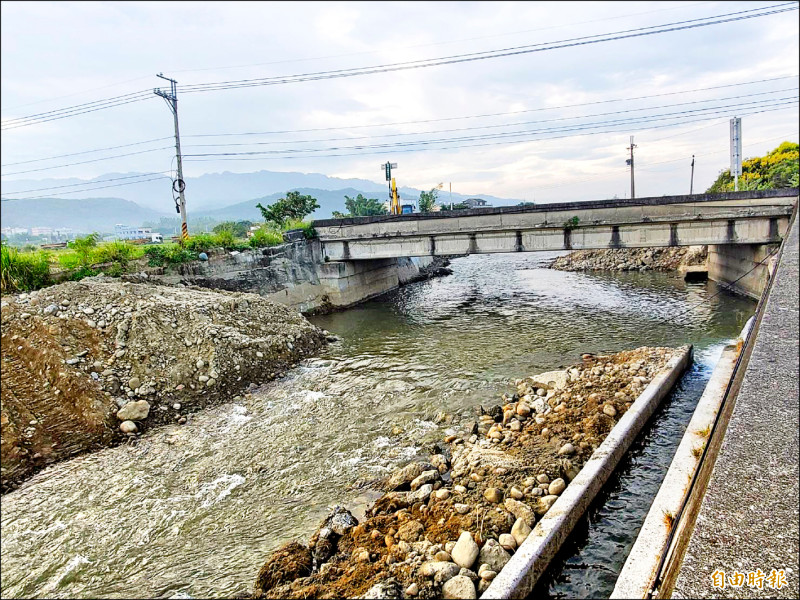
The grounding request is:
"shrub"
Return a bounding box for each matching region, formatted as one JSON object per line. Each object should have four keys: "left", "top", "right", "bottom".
{"left": 249, "top": 227, "right": 284, "bottom": 248}
{"left": 94, "top": 241, "right": 142, "bottom": 265}
{"left": 144, "top": 244, "right": 194, "bottom": 267}
{"left": 1, "top": 243, "right": 51, "bottom": 293}
{"left": 67, "top": 233, "right": 100, "bottom": 267}
{"left": 283, "top": 219, "right": 316, "bottom": 239}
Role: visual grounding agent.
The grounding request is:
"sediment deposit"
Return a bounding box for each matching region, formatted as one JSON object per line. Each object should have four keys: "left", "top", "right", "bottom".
{"left": 253, "top": 346, "right": 679, "bottom": 599}
{"left": 550, "top": 246, "right": 707, "bottom": 272}
{"left": 0, "top": 276, "right": 328, "bottom": 492}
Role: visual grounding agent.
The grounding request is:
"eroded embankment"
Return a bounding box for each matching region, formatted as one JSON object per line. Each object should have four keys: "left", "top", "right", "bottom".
{"left": 253, "top": 346, "right": 680, "bottom": 599}
{"left": 550, "top": 246, "right": 707, "bottom": 272}
{"left": 0, "top": 277, "right": 328, "bottom": 492}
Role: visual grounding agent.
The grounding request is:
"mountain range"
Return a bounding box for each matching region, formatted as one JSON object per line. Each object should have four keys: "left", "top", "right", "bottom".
{"left": 1, "top": 169, "right": 525, "bottom": 232}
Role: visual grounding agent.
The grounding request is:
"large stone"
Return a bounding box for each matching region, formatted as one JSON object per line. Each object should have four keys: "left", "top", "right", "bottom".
{"left": 558, "top": 443, "right": 575, "bottom": 456}
{"left": 504, "top": 498, "right": 536, "bottom": 527}
{"left": 477, "top": 538, "right": 511, "bottom": 572}
{"left": 409, "top": 483, "right": 433, "bottom": 503}
{"left": 323, "top": 506, "right": 358, "bottom": 536}
{"left": 386, "top": 462, "right": 428, "bottom": 490}
{"left": 116, "top": 400, "right": 150, "bottom": 421}
{"left": 483, "top": 487, "right": 503, "bottom": 503}
{"left": 511, "top": 518, "right": 531, "bottom": 546}
{"left": 410, "top": 469, "right": 440, "bottom": 491}
{"left": 119, "top": 420, "right": 138, "bottom": 434}
{"left": 127, "top": 376, "right": 141, "bottom": 390}
{"left": 362, "top": 579, "right": 403, "bottom": 599}
{"left": 534, "top": 495, "right": 559, "bottom": 515}
{"left": 442, "top": 575, "right": 477, "bottom": 599}
{"left": 530, "top": 370, "right": 568, "bottom": 390}
{"left": 548, "top": 478, "right": 566, "bottom": 496}
{"left": 498, "top": 533, "right": 517, "bottom": 551}
{"left": 451, "top": 531, "right": 479, "bottom": 569}
{"left": 396, "top": 520, "right": 425, "bottom": 542}
{"left": 420, "top": 560, "right": 460, "bottom": 583}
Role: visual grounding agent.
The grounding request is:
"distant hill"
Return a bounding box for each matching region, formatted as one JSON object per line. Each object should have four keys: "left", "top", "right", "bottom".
{"left": 197, "top": 187, "right": 523, "bottom": 221}
{"left": 0, "top": 197, "right": 167, "bottom": 233}
{"left": 0, "top": 169, "right": 524, "bottom": 213}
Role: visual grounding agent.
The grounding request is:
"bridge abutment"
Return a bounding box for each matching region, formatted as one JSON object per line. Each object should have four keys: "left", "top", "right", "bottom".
{"left": 707, "top": 242, "right": 780, "bottom": 299}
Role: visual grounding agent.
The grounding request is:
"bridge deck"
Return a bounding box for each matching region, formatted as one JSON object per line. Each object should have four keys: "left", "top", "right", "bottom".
{"left": 672, "top": 210, "right": 799, "bottom": 598}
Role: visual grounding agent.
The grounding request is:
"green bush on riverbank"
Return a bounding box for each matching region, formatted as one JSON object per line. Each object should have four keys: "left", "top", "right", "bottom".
{"left": 1, "top": 243, "right": 51, "bottom": 293}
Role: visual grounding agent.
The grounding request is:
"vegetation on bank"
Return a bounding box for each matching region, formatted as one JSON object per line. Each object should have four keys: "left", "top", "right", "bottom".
{"left": 707, "top": 141, "right": 799, "bottom": 192}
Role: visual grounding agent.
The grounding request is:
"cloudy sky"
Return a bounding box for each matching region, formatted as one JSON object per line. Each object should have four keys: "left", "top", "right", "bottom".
{"left": 1, "top": 1, "right": 798, "bottom": 205}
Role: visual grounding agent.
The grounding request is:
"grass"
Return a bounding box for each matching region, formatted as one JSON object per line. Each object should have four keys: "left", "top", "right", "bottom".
{"left": 1, "top": 243, "right": 51, "bottom": 293}
{"left": 695, "top": 424, "right": 711, "bottom": 438}
{"left": 249, "top": 227, "right": 284, "bottom": 248}
{"left": 143, "top": 243, "right": 195, "bottom": 267}
{"left": 691, "top": 443, "right": 705, "bottom": 458}
{"left": 282, "top": 219, "right": 316, "bottom": 239}
{"left": 663, "top": 509, "right": 675, "bottom": 529}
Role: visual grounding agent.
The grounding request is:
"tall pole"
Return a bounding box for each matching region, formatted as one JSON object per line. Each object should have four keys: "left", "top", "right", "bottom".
{"left": 627, "top": 135, "right": 637, "bottom": 200}
{"left": 690, "top": 154, "right": 695, "bottom": 195}
{"left": 449, "top": 182, "right": 452, "bottom": 210}
{"left": 155, "top": 73, "right": 188, "bottom": 241}
{"left": 730, "top": 117, "right": 742, "bottom": 192}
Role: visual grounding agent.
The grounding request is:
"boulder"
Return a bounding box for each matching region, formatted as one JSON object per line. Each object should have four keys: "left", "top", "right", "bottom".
{"left": 511, "top": 518, "right": 531, "bottom": 546}
{"left": 477, "top": 538, "right": 511, "bottom": 572}
{"left": 116, "top": 400, "right": 150, "bottom": 421}
{"left": 451, "top": 531, "right": 479, "bottom": 569}
{"left": 504, "top": 498, "right": 536, "bottom": 527}
{"left": 442, "top": 575, "right": 477, "bottom": 599}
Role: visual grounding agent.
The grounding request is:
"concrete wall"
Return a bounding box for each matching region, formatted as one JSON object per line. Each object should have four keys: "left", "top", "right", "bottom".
{"left": 149, "top": 240, "right": 433, "bottom": 313}
{"left": 707, "top": 243, "right": 779, "bottom": 299}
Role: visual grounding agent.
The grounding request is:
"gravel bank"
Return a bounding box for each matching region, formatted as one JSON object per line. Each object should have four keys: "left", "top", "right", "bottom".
{"left": 0, "top": 277, "right": 328, "bottom": 492}
{"left": 252, "top": 346, "right": 681, "bottom": 599}
{"left": 550, "top": 246, "right": 707, "bottom": 272}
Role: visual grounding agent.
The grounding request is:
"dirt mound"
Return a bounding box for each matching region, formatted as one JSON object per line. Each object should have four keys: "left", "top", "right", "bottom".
{"left": 1, "top": 276, "right": 327, "bottom": 492}
{"left": 252, "top": 346, "right": 682, "bottom": 599}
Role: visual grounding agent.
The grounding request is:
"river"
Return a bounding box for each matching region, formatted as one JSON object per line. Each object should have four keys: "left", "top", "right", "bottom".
{"left": 0, "top": 251, "right": 755, "bottom": 599}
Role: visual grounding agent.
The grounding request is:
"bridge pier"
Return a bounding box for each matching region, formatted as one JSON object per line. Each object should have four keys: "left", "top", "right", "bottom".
{"left": 707, "top": 243, "right": 780, "bottom": 299}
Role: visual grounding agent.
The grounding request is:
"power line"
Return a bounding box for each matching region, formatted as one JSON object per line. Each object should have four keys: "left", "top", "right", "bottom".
{"left": 4, "top": 175, "right": 170, "bottom": 201}
{"left": 182, "top": 103, "right": 797, "bottom": 164}
{"left": 181, "top": 97, "right": 798, "bottom": 158}
{"left": 0, "top": 92, "right": 155, "bottom": 131}
{"left": 180, "top": 89, "right": 797, "bottom": 150}
{"left": 177, "top": 4, "right": 798, "bottom": 93}
{"left": 182, "top": 75, "right": 798, "bottom": 139}
{"left": 0, "top": 137, "right": 173, "bottom": 168}
{"left": 2, "top": 172, "right": 171, "bottom": 196}
{"left": 0, "top": 146, "right": 174, "bottom": 177}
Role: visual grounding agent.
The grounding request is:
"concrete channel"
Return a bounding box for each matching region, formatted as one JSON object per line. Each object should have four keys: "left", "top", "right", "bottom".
{"left": 482, "top": 345, "right": 694, "bottom": 599}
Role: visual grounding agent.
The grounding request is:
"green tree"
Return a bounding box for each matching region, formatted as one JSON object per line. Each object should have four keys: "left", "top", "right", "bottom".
{"left": 213, "top": 220, "right": 252, "bottom": 238}
{"left": 67, "top": 233, "right": 100, "bottom": 266}
{"left": 257, "top": 191, "right": 319, "bottom": 227}
{"left": 707, "top": 141, "right": 799, "bottom": 192}
{"left": 342, "top": 193, "right": 388, "bottom": 216}
{"left": 418, "top": 185, "right": 441, "bottom": 213}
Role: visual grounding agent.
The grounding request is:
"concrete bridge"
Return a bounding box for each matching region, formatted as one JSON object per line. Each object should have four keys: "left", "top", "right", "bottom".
{"left": 314, "top": 189, "right": 797, "bottom": 262}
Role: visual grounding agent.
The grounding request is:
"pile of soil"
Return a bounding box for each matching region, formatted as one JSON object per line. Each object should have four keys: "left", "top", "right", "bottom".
{"left": 253, "top": 346, "right": 682, "bottom": 599}
{"left": 550, "top": 246, "right": 707, "bottom": 272}
{"left": 1, "top": 276, "right": 328, "bottom": 492}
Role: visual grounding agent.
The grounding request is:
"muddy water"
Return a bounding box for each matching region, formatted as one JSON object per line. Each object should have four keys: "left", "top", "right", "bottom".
{"left": 0, "top": 252, "right": 755, "bottom": 599}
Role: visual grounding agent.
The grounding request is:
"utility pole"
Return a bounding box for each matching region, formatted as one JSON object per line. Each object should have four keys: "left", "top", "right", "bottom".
{"left": 449, "top": 182, "right": 453, "bottom": 210}
{"left": 690, "top": 155, "right": 695, "bottom": 194}
{"left": 154, "top": 73, "right": 188, "bottom": 241}
{"left": 626, "top": 135, "right": 637, "bottom": 199}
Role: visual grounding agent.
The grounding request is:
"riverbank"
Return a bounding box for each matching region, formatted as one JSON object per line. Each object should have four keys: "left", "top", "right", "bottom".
{"left": 253, "top": 345, "right": 681, "bottom": 599}
{"left": 549, "top": 246, "right": 707, "bottom": 272}
{"left": 0, "top": 277, "right": 328, "bottom": 492}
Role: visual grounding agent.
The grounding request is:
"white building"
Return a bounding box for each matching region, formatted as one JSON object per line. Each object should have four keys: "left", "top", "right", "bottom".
{"left": 114, "top": 224, "right": 153, "bottom": 240}
{"left": 30, "top": 227, "right": 53, "bottom": 236}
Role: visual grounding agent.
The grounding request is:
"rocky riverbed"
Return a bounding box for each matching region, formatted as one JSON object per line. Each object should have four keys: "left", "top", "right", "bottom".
{"left": 550, "top": 246, "right": 707, "bottom": 272}
{"left": 252, "top": 346, "right": 680, "bottom": 599}
{"left": 0, "top": 276, "right": 328, "bottom": 492}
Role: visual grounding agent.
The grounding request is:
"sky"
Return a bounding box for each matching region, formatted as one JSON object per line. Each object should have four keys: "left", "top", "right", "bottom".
{"left": 1, "top": 1, "right": 798, "bottom": 206}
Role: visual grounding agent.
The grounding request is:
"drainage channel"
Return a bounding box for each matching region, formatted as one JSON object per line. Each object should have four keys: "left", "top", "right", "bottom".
{"left": 528, "top": 343, "right": 728, "bottom": 599}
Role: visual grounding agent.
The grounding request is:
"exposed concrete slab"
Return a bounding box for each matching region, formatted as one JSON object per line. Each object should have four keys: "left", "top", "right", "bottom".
{"left": 672, "top": 209, "right": 799, "bottom": 599}
{"left": 482, "top": 346, "right": 693, "bottom": 599}
{"left": 611, "top": 343, "right": 739, "bottom": 599}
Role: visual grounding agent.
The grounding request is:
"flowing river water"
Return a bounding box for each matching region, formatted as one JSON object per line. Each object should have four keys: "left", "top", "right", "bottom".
{"left": 0, "top": 252, "right": 755, "bottom": 599}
